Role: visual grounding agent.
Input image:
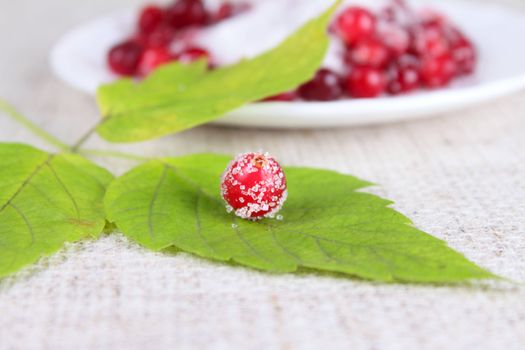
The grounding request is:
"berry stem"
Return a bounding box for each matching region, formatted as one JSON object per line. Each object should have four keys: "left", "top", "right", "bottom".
{"left": 0, "top": 98, "right": 70, "bottom": 152}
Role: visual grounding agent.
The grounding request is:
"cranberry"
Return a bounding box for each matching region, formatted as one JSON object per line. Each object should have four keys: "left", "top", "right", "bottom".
{"left": 221, "top": 152, "right": 287, "bottom": 220}
{"left": 347, "top": 66, "right": 387, "bottom": 98}
{"left": 137, "top": 47, "right": 173, "bottom": 76}
{"left": 419, "top": 9, "right": 448, "bottom": 28}
{"left": 345, "top": 38, "right": 390, "bottom": 68}
{"left": 262, "top": 91, "right": 298, "bottom": 102}
{"left": 166, "top": 0, "right": 208, "bottom": 29}
{"left": 176, "top": 46, "right": 211, "bottom": 64}
{"left": 387, "top": 55, "right": 421, "bottom": 94}
{"left": 138, "top": 24, "right": 175, "bottom": 48}
{"left": 412, "top": 24, "right": 450, "bottom": 57}
{"left": 376, "top": 22, "right": 410, "bottom": 57}
{"left": 335, "top": 7, "right": 376, "bottom": 46}
{"left": 451, "top": 36, "right": 477, "bottom": 75}
{"left": 138, "top": 5, "right": 164, "bottom": 34}
{"left": 379, "top": 5, "right": 397, "bottom": 22}
{"left": 298, "top": 69, "right": 344, "bottom": 101}
{"left": 107, "top": 41, "right": 144, "bottom": 76}
{"left": 419, "top": 54, "right": 457, "bottom": 88}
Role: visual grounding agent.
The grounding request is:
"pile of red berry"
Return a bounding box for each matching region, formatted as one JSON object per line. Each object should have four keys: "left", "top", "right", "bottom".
{"left": 267, "top": 1, "right": 477, "bottom": 101}
{"left": 107, "top": 0, "right": 477, "bottom": 101}
{"left": 107, "top": 0, "right": 248, "bottom": 77}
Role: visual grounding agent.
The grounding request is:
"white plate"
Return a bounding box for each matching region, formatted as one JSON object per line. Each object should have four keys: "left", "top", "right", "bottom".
{"left": 50, "top": 0, "right": 525, "bottom": 128}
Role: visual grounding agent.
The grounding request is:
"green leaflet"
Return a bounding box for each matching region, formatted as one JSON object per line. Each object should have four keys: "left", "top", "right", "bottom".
{"left": 104, "top": 154, "right": 495, "bottom": 283}
{"left": 96, "top": 2, "right": 339, "bottom": 142}
{"left": 0, "top": 143, "right": 113, "bottom": 278}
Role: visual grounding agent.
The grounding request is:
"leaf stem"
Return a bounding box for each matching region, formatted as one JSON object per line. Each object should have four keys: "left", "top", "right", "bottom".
{"left": 70, "top": 123, "right": 99, "bottom": 152}
{"left": 0, "top": 98, "right": 70, "bottom": 152}
{"left": 78, "top": 149, "right": 150, "bottom": 162}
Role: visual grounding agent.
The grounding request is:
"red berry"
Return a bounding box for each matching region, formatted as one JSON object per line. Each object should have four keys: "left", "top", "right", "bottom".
{"left": 137, "top": 47, "right": 173, "bottom": 76}
{"left": 166, "top": 0, "right": 208, "bottom": 29}
{"left": 412, "top": 24, "right": 450, "bottom": 57}
{"left": 379, "top": 5, "right": 397, "bottom": 22}
{"left": 387, "top": 55, "right": 421, "bottom": 94}
{"left": 451, "top": 35, "right": 477, "bottom": 75}
{"left": 419, "top": 9, "right": 448, "bottom": 28}
{"left": 419, "top": 54, "right": 457, "bottom": 88}
{"left": 141, "top": 23, "right": 176, "bottom": 48}
{"left": 298, "top": 69, "right": 344, "bottom": 101}
{"left": 335, "top": 7, "right": 376, "bottom": 46}
{"left": 376, "top": 22, "right": 410, "bottom": 57}
{"left": 138, "top": 5, "right": 164, "bottom": 34}
{"left": 345, "top": 38, "right": 390, "bottom": 68}
{"left": 176, "top": 46, "right": 211, "bottom": 64}
{"left": 107, "top": 41, "right": 144, "bottom": 76}
{"left": 262, "top": 91, "right": 298, "bottom": 102}
{"left": 221, "top": 152, "right": 287, "bottom": 220}
{"left": 347, "top": 66, "right": 387, "bottom": 98}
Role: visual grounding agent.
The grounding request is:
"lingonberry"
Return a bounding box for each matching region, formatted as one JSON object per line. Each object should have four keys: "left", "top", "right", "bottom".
{"left": 419, "top": 53, "right": 457, "bottom": 88}
{"left": 335, "top": 7, "right": 376, "bottom": 46}
{"left": 345, "top": 38, "right": 390, "bottom": 68}
{"left": 347, "top": 66, "right": 387, "bottom": 98}
{"left": 298, "top": 69, "right": 344, "bottom": 101}
{"left": 451, "top": 36, "right": 477, "bottom": 75}
{"left": 107, "top": 41, "right": 144, "bottom": 76}
{"left": 412, "top": 24, "right": 450, "bottom": 58}
{"left": 138, "top": 24, "right": 175, "bottom": 48}
{"left": 221, "top": 152, "right": 287, "bottom": 220}
{"left": 376, "top": 22, "right": 410, "bottom": 57}
{"left": 166, "top": 0, "right": 208, "bottom": 29}
{"left": 175, "top": 46, "right": 211, "bottom": 64}
{"left": 387, "top": 55, "right": 421, "bottom": 94}
{"left": 138, "top": 5, "right": 165, "bottom": 35}
{"left": 137, "top": 47, "right": 173, "bottom": 76}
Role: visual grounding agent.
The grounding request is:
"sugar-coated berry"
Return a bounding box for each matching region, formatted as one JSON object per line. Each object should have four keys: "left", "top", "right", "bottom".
{"left": 137, "top": 24, "right": 175, "bottom": 48}
{"left": 419, "top": 53, "right": 457, "bottom": 88}
{"left": 345, "top": 38, "right": 390, "bottom": 68}
{"left": 138, "top": 5, "right": 165, "bottom": 34}
{"left": 387, "top": 55, "right": 420, "bottom": 94}
{"left": 137, "top": 47, "right": 173, "bottom": 76}
{"left": 376, "top": 22, "right": 410, "bottom": 57}
{"left": 335, "top": 7, "right": 376, "bottom": 46}
{"left": 107, "top": 41, "right": 144, "bottom": 76}
{"left": 451, "top": 36, "right": 477, "bottom": 75}
{"left": 166, "top": 0, "right": 208, "bottom": 29}
{"left": 412, "top": 24, "right": 450, "bottom": 58}
{"left": 347, "top": 66, "right": 387, "bottom": 98}
{"left": 221, "top": 152, "right": 287, "bottom": 220}
{"left": 298, "top": 69, "right": 344, "bottom": 101}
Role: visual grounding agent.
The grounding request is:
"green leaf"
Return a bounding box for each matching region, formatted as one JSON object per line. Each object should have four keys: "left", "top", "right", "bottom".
{"left": 104, "top": 154, "right": 495, "bottom": 283}
{"left": 0, "top": 143, "right": 113, "bottom": 278}
{"left": 96, "top": 2, "right": 339, "bottom": 142}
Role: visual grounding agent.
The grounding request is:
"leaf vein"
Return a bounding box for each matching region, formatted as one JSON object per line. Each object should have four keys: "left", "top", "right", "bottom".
{"left": 46, "top": 163, "right": 80, "bottom": 219}
{"left": 148, "top": 166, "right": 168, "bottom": 239}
